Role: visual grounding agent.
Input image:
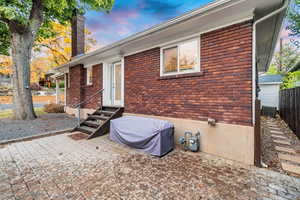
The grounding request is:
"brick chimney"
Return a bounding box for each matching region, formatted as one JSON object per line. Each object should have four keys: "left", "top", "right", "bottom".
{"left": 71, "top": 10, "right": 85, "bottom": 57}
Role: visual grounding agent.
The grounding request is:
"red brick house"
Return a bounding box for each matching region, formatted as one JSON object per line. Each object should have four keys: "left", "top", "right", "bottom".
{"left": 55, "top": 0, "right": 288, "bottom": 165}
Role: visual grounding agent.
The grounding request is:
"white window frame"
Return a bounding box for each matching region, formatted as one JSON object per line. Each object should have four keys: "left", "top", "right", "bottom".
{"left": 160, "top": 37, "right": 201, "bottom": 76}
{"left": 86, "top": 66, "right": 93, "bottom": 86}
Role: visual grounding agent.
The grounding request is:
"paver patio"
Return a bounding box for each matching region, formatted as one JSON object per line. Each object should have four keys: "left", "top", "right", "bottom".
{"left": 1, "top": 133, "right": 300, "bottom": 200}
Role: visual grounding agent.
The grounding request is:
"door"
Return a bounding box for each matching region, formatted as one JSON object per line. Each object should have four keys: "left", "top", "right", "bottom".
{"left": 112, "top": 62, "right": 123, "bottom": 106}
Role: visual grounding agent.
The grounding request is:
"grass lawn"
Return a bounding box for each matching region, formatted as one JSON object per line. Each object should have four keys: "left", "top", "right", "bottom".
{"left": 0, "top": 108, "right": 46, "bottom": 119}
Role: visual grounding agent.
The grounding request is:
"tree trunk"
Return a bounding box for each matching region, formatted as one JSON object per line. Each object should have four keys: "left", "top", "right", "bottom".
{"left": 11, "top": 31, "right": 36, "bottom": 120}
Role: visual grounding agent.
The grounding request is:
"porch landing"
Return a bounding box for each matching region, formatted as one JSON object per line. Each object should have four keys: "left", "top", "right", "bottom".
{"left": 0, "top": 133, "right": 299, "bottom": 200}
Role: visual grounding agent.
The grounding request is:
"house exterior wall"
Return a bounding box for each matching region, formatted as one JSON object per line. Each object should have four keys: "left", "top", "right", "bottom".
{"left": 124, "top": 21, "right": 253, "bottom": 126}
{"left": 66, "top": 64, "right": 103, "bottom": 109}
{"left": 65, "top": 20, "right": 254, "bottom": 164}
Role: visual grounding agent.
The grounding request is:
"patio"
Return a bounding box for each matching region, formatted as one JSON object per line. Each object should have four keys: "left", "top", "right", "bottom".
{"left": 0, "top": 133, "right": 300, "bottom": 200}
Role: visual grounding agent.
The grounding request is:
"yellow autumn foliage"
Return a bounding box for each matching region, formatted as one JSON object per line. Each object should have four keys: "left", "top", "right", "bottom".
{"left": 0, "top": 55, "right": 12, "bottom": 75}
{"left": 0, "top": 22, "right": 97, "bottom": 83}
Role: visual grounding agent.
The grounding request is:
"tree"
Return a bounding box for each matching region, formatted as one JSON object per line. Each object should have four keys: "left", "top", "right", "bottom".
{"left": 0, "top": 0, "right": 114, "bottom": 120}
{"left": 287, "top": 0, "right": 300, "bottom": 48}
{"left": 35, "top": 22, "right": 97, "bottom": 68}
{"left": 281, "top": 71, "right": 300, "bottom": 89}
{"left": 0, "top": 22, "right": 97, "bottom": 84}
{"left": 271, "top": 43, "right": 300, "bottom": 73}
{"left": 266, "top": 64, "right": 279, "bottom": 75}
{"left": 288, "top": 0, "right": 300, "bottom": 37}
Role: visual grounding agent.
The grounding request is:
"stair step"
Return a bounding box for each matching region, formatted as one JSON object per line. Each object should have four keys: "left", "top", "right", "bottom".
{"left": 83, "top": 120, "right": 101, "bottom": 128}
{"left": 97, "top": 110, "right": 115, "bottom": 115}
{"left": 89, "top": 115, "right": 109, "bottom": 121}
{"left": 102, "top": 107, "right": 121, "bottom": 112}
{"left": 77, "top": 126, "right": 97, "bottom": 134}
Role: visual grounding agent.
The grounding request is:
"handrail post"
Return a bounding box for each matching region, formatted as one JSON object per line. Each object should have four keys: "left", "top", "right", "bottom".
{"left": 71, "top": 88, "right": 104, "bottom": 128}
{"left": 77, "top": 106, "right": 80, "bottom": 126}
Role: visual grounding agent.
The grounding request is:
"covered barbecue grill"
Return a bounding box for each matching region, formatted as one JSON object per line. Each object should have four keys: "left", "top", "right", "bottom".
{"left": 110, "top": 116, "right": 174, "bottom": 156}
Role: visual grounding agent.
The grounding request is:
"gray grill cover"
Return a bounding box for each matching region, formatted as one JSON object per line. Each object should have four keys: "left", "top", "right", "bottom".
{"left": 110, "top": 116, "right": 174, "bottom": 156}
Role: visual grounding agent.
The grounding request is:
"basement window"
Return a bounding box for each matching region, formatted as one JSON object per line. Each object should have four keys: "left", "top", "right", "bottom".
{"left": 86, "top": 67, "right": 93, "bottom": 85}
{"left": 160, "top": 38, "right": 200, "bottom": 76}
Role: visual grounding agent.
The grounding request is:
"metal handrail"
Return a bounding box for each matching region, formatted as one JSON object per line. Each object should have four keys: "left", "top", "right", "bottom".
{"left": 72, "top": 88, "right": 104, "bottom": 126}
{"left": 72, "top": 88, "right": 104, "bottom": 108}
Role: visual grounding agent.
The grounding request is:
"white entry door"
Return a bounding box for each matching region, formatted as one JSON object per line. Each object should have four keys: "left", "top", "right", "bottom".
{"left": 112, "top": 62, "right": 123, "bottom": 106}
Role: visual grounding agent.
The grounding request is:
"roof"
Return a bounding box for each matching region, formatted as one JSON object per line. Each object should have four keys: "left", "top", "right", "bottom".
{"left": 54, "top": 0, "right": 287, "bottom": 73}
{"left": 259, "top": 74, "right": 283, "bottom": 84}
{"left": 288, "top": 61, "right": 300, "bottom": 72}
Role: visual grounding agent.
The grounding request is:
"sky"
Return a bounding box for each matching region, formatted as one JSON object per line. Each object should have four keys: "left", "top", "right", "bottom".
{"left": 84, "top": 0, "right": 300, "bottom": 51}
{"left": 85, "top": 0, "right": 214, "bottom": 48}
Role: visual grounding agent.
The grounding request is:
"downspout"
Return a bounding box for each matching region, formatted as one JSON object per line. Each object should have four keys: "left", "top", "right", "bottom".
{"left": 252, "top": 0, "right": 289, "bottom": 124}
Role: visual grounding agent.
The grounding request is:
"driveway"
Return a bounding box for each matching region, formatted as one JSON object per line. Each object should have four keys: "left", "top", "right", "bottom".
{"left": 0, "top": 133, "right": 300, "bottom": 200}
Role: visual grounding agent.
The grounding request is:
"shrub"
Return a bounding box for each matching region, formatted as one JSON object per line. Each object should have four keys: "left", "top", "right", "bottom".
{"left": 30, "top": 83, "right": 42, "bottom": 91}
{"left": 44, "top": 103, "right": 65, "bottom": 113}
{"left": 59, "top": 81, "right": 65, "bottom": 88}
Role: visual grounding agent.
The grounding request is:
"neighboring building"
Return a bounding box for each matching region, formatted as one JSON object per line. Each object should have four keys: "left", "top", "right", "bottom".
{"left": 54, "top": 0, "right": 288, "bottom": 165}
{"left": 258, "top": 74, "right": 282, "bottom": 109}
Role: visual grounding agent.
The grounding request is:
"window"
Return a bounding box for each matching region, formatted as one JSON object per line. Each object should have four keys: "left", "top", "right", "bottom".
{"left": 161, "top": 38, "right": 200, "bottom": 76}
{"left": 86, "top": 67, "right": 93, "bottom": 85}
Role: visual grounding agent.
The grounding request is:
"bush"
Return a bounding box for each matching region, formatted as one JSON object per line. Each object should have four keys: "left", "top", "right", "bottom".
{"left": 30, "top": 83, "right": 42, "bottom": 91}
{"left": 44, "top": 103, "right": 65, "bottom": 113}
{"left": 59, "top": 81, "right": 65, "bottom": 88}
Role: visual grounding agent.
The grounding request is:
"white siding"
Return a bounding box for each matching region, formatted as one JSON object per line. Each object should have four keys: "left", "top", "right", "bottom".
{"left": 258, "top": 83, "right": 280, "bottom": 109}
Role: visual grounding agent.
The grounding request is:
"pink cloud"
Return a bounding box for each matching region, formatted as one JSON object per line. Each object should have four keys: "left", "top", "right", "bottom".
{"left": 110, "top": 10, "right": 139, "bottom": 25}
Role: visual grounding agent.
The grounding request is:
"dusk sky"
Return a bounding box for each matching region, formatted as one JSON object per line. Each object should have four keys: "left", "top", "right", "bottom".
{"left": 85, "top": 0, "right": 214, "bottom": 48}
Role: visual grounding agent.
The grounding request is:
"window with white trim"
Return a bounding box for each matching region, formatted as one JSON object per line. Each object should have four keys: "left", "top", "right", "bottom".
{"left": 86, "top": 67, "right": 93, "bottom": 85}
{"left": 161, "top": 38, "right": 200, "bottom": 76}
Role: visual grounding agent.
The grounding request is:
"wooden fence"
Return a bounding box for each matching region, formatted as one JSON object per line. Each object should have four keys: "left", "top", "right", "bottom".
{"left": 279, "top": 87, "right": 300, "bottom": 139}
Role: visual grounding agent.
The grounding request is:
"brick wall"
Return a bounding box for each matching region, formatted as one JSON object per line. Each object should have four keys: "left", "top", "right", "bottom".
{"left": 67, "top": 64, "right": 84, "bottom": 107}
{"left": 67, "top": 64, "right": 103, "bottom": 109}
{"left": 124, "top": 21, "right": 253, "bottom": 126}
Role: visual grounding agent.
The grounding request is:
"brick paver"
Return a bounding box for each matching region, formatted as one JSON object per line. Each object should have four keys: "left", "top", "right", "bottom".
{"left": 0, "top": 133, "right": 300, "bottom": 200}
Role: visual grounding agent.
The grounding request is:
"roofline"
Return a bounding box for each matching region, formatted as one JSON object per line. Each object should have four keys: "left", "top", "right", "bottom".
{"left": 56, "top": 0, "right": 235, "bottom": 70}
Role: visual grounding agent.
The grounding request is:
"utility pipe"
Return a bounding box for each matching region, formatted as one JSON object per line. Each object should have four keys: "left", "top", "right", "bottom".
{"left": 252, "top": 0, "right": 289, "bottom": 124}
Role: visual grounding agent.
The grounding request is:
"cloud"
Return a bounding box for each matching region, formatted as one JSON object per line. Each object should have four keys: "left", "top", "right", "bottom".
{"left": 85, "top": 0, "right": 215, "bottom": 46}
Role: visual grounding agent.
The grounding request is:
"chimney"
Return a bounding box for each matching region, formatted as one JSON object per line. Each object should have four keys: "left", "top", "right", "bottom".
{"left": 71, "top": 10, "right": 85, "bottom": 57}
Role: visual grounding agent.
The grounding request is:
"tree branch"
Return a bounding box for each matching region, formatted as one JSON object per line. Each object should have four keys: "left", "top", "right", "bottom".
{"left": 29, "top": 0, "right": 44, "bottom": 36}
{"left": 38, "top": 43, "right": 69, "bottom": 62}
{"left": 0, "top": 17, "right": 10, "bottom": 24}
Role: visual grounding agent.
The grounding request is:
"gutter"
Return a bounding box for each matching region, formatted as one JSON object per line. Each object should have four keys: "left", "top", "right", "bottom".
{"left": 252, "top": 0, "right": 289, "bottom": 124}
